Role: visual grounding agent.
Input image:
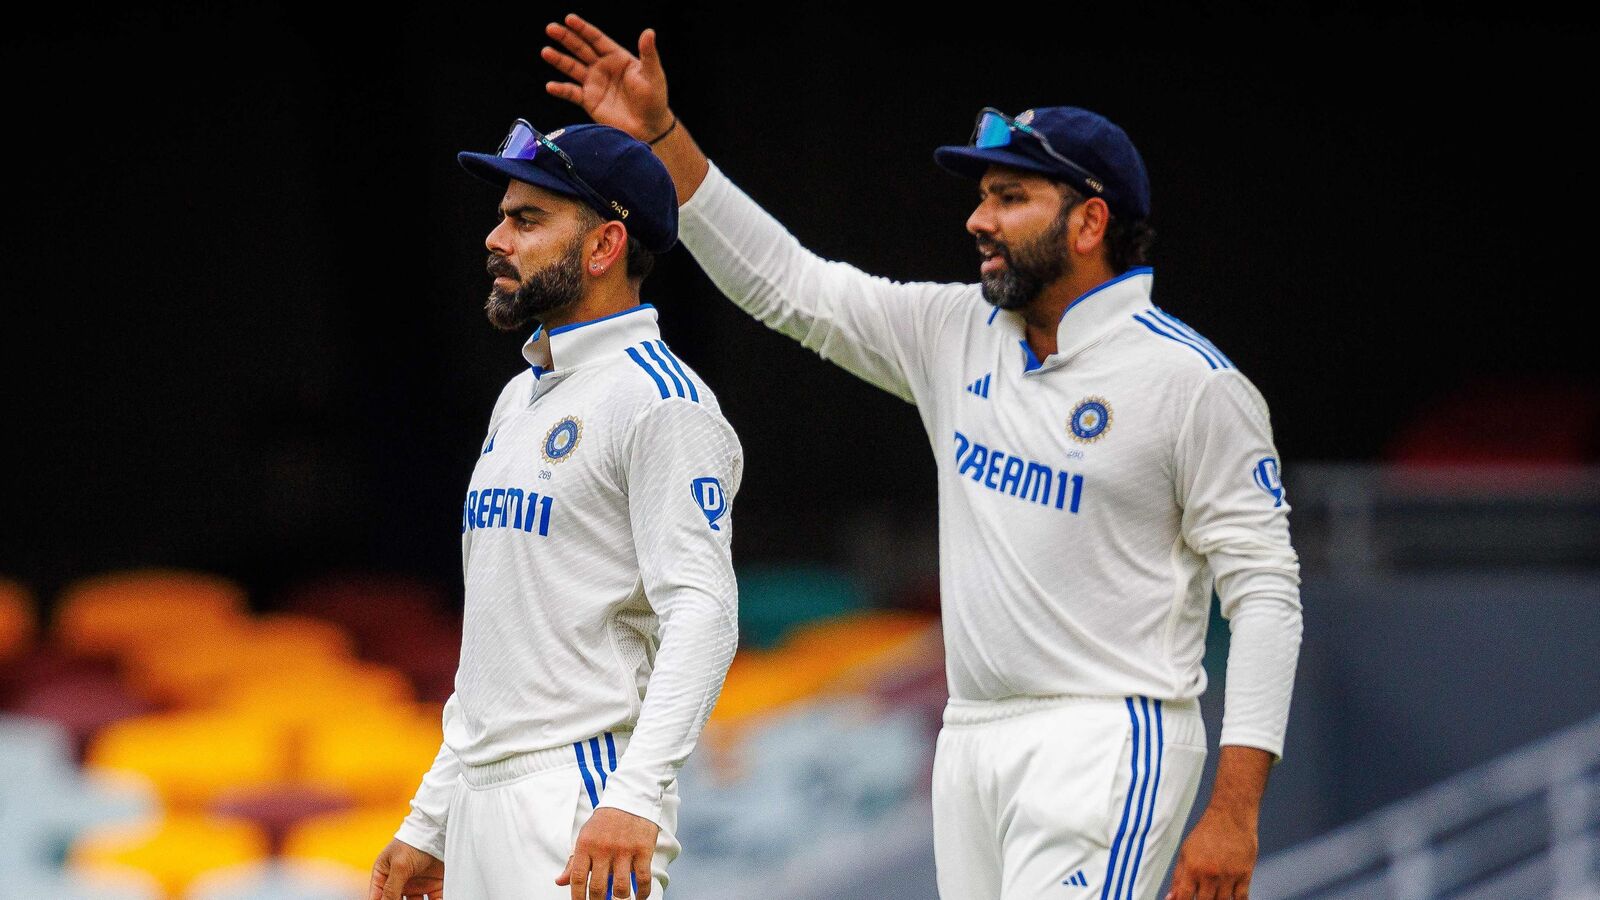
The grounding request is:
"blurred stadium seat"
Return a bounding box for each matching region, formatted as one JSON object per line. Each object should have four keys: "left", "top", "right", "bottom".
{"left": 69, "top": 813, "right": 269, "bottom": 896}
{"left": 87, "top": 712, "right": 291, "bottom": 809}
{"left": 183, "top": 859, "right": 366, "bottom": 900}
{"left": 299, "top": 705, "right": 443, "bottom": 805}
{"left": 210, "top": 785, "right": 355, "bottom": 854}
{"left": 55, "top": 569, "right": 248, "bottom": 660}
{"left": 281, "top": 805, "right": 414, "bottom": 870}
{"left": 0, "top": 577, "right": 36, "bottom": 663}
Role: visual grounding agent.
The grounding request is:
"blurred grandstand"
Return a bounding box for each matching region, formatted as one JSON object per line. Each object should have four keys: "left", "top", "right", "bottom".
{"left": 3, "top": 454, "right": 1597, "bottom": 897}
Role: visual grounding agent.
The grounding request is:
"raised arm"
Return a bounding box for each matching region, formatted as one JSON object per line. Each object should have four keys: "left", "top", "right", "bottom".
{"left": 542, "top": 14, "right": 710, "bottom": 204}
{"left": 542, "top": 15, "right": 976, "bottom": 405}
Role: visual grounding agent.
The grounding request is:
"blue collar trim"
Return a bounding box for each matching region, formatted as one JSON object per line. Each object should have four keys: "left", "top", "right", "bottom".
{"left": 546, "top": 302, "right": 657, "bottom": 337}
{"left": 1058, "top": 267, "right": 1154, "bottom": 323}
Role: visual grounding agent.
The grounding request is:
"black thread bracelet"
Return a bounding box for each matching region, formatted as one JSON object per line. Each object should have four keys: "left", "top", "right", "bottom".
{"left": 646, "top": 116, "right": 678, "bottom": 145}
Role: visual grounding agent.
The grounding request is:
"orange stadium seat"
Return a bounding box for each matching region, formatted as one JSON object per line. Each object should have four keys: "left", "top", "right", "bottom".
{"left": 299, "top": 705, "right": 443, "bottom": 805}
{"left": 282, "top": 804, "right": 415, "bottom": 871}
{"left": 0, "top": 577, "right": 37, "bottom": 663}
{"left": 710, "top": 612, "right": 938, "bottom": 725}
{"left": 69, "top": 813, "right": 269, "bottom": 897}
{"left": 55, "top": 569, "right": 248, "bottom": 660}
{"left": 86, "top": 712, "right": 290, "bottom": 809}
{"left": 121, "top": 615, "right": 356, "bottom": 707}
{"left": 214, "top": 660, "right": 415, "bottom": 732}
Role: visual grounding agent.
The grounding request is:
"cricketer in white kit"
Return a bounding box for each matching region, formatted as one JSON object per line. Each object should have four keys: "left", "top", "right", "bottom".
{"left": 540, "top": 16, "right": 1303, "bottom": 900}
{"left": 370, "top": 121, "right": 742, "bottom": 900}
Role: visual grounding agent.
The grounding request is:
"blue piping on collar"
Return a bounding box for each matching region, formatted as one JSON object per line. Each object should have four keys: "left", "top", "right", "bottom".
{"left": 1058, "top": 267, "right": 1154, "bottom": 323}
{"left": 546, "top": 303, "right": 656, "bottom": 337}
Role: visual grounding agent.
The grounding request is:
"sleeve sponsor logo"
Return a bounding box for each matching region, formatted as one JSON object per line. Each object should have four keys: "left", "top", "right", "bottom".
{"left": 691, "top": 477, "right": 728, "bottom": 531}
{"left": 1253, "top": 456, "right": 1285, "bottom": 507}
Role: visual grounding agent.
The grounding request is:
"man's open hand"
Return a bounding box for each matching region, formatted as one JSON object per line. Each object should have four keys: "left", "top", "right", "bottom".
{"left": 369, "top": 838, "right": 444, "bottom": 900}
{"left": 542, "top": 13, "right": 672, "bottom": 142}
{"left": 557, "top": 806, "right": 660, "bottom": 900}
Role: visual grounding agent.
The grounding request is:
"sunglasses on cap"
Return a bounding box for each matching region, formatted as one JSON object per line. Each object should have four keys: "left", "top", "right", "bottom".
{"left": 970, "top": 108, "right": 1106, "bottom": 196}
{"left": 497, "top": 119, "right": 630, "bottom": 221}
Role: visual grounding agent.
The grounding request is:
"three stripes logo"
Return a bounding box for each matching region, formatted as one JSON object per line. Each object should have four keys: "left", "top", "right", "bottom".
{"left": 625, "top": 340, "right": 701, "bottom": 402}
{"left": 1062, "top": 870, "right": 1090, "bottom": 888}
{"left": 965, "top": 373, "right": 993, "bottom": 399}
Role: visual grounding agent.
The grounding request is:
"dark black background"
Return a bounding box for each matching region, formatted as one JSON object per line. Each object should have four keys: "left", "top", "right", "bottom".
{"left": 5, "top": 3, "right": 1594, "bottom": 604}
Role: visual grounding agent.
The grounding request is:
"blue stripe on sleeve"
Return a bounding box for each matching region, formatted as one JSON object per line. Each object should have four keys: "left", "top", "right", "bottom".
{"left": 1102, "top": 698, "right": 1142, "bottom": 900}
{"left": 1127, "top": 700, "right": 1166, "bottom": 897}
{"left": 1131, "top": 314, "right": 1220, "bottom": 369}
{"left": 574, "top": 742, "right": 601, "bottom": 807}
{"left": 1150, "top": 308, "right": 1233, "bottom": 368}
{"left": 642, "top": 342, "right": 686, "bottom": 398}
{"left": 654, "top": 341, "right": 700, "bottom": 402}
{"left": 624, "top": 347, "right": 671, "bottom": 398}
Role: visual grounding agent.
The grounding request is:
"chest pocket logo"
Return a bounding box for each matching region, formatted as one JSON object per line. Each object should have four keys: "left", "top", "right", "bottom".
{"left": 542, "top": 416, "right": 583, "bottom": 463}
{"left": 1253, "top": 456, "right": 1285, "bottom": 507}
{"left": 691, "top": 477, "right": 728, "bottom": 531}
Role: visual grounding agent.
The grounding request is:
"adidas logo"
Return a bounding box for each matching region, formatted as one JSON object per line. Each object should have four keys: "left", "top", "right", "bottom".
{"left": 1062, "top": 870, "right": 1089, "bottom": 888}
{"left": 965, "top": 373, "right": 993, "bottom": 398}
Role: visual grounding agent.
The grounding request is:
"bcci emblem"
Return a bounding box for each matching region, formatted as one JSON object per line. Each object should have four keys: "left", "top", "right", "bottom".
{"left": 542, "top": 416, "right": 583, "bottom": 464}
{"left": 1068, "top": 397, "right": 1112, "bottom": 443}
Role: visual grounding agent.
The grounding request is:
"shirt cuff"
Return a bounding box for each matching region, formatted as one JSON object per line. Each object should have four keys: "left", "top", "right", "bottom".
{"left": 595, "top": 770, "right": 666, "bottom": 827}
{"left": 394, "top": 815, "right": 446, "bottom": 861}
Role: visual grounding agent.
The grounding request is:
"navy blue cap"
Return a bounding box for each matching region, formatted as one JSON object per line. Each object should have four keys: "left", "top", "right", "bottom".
{"left": 459, "top": 123, "right": 678, "bottom": 254}
{"left": 934, "top": 106, "right": 1151, "bottom": 220}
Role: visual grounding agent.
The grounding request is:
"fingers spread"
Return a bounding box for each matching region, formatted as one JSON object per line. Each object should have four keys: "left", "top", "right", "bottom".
{"left": 546, "top": 22, "right": 600, "bottom": 64}
{"left": 546, "top": 81, "right": 584, "bottom": 104}
{"left": 540, "top": 46, "right": 589, "bottom": 81}
{"left": 565, "top": 13, "right": 624, "bottom": 56}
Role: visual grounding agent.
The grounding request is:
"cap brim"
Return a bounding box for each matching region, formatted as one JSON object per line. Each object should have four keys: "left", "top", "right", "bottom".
{"left": 457, "top": 152, "right": 588, "bottom": 203}
{"left": 933, "top": 144, "right": 1066, "bottom": 181}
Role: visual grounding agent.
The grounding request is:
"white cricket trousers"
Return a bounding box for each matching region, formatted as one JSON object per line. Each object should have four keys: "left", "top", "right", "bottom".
{"left": 443, "top": 731, "right": 682, "bottom": 899}
{"left": 933, "top": 695, "right": 1207, "bottom": 900}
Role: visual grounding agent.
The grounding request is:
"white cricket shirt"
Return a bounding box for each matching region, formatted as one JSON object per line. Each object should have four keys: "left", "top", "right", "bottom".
{"left": 678, "top": 163, "right": 1302, "bottom": 756}
{"left": 397, "top": 304, "right": 743, "bottom": 858}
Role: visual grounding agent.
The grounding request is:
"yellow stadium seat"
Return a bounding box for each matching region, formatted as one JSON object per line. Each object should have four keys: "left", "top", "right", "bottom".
{"left": 69, "top": 813, "right": 268, "bottom": 897}
{"left": 215, "top": 661, "right": 414, "bottom": 732}
{"left": 122, "top": 616, "right": 357, "bottom": 707}
{"left": 0, "top": 577, "right": 37, "bottom": 662}
{"left": 56, "top": 569, "right": 248, "bottom": 660}
{"left": 282, "top": 804, "right": 414, "bottom": 871}
{"left": 86, "top": 712, "right": 290, "bottom": 809}
{"left": 299, "top": 706, "right": 443, "bottom": 805}
{"left": 710, "top": 613, "right": 938, "bottom": 725}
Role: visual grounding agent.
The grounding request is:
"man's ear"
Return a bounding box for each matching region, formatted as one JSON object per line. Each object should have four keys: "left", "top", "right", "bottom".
{"left": 1072, "top": 196, "right": 1112, "bottom": 256}
{"left": 586, "top": 220, "right": 630, "bottom": 276}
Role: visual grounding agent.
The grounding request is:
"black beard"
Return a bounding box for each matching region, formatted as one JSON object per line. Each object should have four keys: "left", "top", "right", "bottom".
{"left": 978, "top": 205, "right": 1072, "bottom": 310}
{"left": 484, "top": 237, "right": 585, "bottom": 332}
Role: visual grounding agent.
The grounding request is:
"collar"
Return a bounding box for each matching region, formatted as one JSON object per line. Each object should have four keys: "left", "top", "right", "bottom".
{"left": 1015, "top": 267, "right": 1154, "bottom": 373}
{"left": 522, "top": 303, "right": 661, "bottom": 378}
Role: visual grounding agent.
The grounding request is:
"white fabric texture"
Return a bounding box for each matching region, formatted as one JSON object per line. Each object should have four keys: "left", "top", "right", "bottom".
{"left": 442, "top": 735, "right": 681, "bottom": 899}
{"left": 933, "top": 696, "right": 1206, "bottom": 900}
{"left": 678, "top": 163, "right": 1301, "bottom": 756}
{"left": 397, "top": 304, "right": 741, "bottom": 857}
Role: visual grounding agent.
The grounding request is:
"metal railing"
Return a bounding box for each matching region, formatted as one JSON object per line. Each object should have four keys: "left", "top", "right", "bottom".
{"left": 1285, "top": 464, "right": 1600, "bottom": 577}
{"left": 1253, "top": 712, "right": 1600, "bottom": 899}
